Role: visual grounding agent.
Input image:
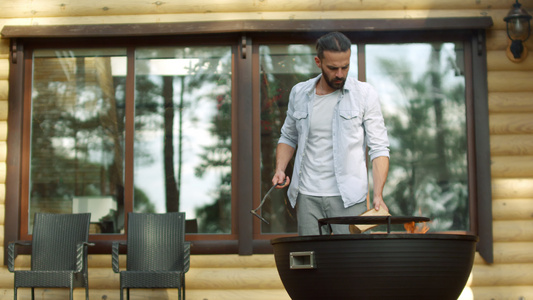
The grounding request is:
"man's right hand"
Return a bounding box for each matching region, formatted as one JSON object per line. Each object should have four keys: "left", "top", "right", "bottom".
{"left": 272, "top": 171, "right": 290, "bottom": 189}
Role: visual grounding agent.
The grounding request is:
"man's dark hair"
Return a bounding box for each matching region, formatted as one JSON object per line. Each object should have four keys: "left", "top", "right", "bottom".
{"left": 316, "top": 32, "right": 352, "bottom": 59}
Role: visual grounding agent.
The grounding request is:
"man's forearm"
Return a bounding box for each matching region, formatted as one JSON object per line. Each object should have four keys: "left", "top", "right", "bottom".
{"left": 372, "top": 156, "right": 389, "bottom": 198}
{"left": 272, "top": 143, "right": 295, "bottom": 186}
{"left": 276, "top": 143, "right": 296, "bottom": 173}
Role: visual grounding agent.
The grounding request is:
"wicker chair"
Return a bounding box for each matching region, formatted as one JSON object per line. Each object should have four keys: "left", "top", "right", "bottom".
{"left": 8, "top": 213, "right": 93, "bottom": 300}
{"left": 112, "top": 212, "right": 190, "bottom": 300}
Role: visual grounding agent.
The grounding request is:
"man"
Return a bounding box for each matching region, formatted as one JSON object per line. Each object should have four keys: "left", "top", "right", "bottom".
{"left": 272, "top": 32, "right": 390, "bottom": 235}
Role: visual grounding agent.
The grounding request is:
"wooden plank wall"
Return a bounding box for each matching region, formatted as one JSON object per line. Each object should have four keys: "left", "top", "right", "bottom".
{"left": 472, "top": 13, "right": 533, "bottom": 298}
{"left": 0, "top": 254, "right": 290, "bottom": 299}
{"left": 0, "top": 1, "right": 532, "bottom": 299}
{"left": 0, "top": 31, "right": 8, "bottom": 276}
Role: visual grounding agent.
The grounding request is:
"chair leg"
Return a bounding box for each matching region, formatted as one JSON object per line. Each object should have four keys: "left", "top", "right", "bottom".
{"left": 31, "top": 287, "right": 35, "bottom": 300}
{"left": 70, "top": 285, "right": 74, "bottom": 300}
{"left": 183, "top": 275, "right": 186, "bottom": 300}
{"left": 126, "top": 288, "right": 130, "bottom": 300}
{"left": 120, "top": 287, "right": 124, "bottom": 300}
{"left": 86, "top": 277, "right": 90, "bottom": 300}
{"left": 13, "top": 287, "right": 17, "bottom": 300}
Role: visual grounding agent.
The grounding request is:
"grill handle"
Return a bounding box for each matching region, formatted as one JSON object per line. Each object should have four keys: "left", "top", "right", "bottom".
{"left": 290, "top": 251, "right": 316, "bottom": 269}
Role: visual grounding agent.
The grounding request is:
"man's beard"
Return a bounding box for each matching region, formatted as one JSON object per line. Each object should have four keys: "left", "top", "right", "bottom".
{"left": 322, "top": 71, "right": 346, "bottom": 90}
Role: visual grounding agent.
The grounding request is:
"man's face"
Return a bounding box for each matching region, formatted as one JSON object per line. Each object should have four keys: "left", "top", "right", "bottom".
{"left": 315, "top": 50, "right": 351, "bottom": 90}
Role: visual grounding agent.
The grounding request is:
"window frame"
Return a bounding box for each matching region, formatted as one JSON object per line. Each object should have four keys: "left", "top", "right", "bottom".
{"left": 3, "top": 18, "right": 494, "bottom": 262}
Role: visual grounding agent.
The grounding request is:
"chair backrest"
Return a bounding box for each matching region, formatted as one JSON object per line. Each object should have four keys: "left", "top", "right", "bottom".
{"left": 31, "top": 213, "right": 91, "bottom": 271}
{"left": 126, "top": 212, "right": 186, "bottom": 271}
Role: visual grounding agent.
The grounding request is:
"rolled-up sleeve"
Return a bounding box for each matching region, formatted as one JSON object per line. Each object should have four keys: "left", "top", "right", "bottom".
{"left": 362, "top": 84, "right": 390, "bottom": 161}
{"left": 278, "top": 88, "right": 299, "bottom": 149}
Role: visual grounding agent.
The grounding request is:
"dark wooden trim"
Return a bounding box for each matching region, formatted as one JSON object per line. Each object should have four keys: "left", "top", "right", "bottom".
{"left": 253, "top": 239, "right": 276, "bottom": 254}
{"left": 464, "top": 38, "right": 479, "bottom": 235}
{"left": 189, "top": 240, "right": 239, "bottom": 255}
{"left": 4, "top": 39, "right": 24, "bottom": 260}
{"left": 471, "top": 30, "right": 494, "bottom": 264}
{"left": 236, "top": 35, "right": 255, "bottom": 255}
{"left": 11, "top": 239, "right": 241, "bottom": 255}
{"left": 230, "top": 43, "right": 240, "bottom": 243}
{"left": 18, "top": 47, "right": 34, "bottom": 240}
{"left": 1, "top": 17, "right": 493, "bottom": 38}
{"left": 357, "top": 42, "right": 366, "bottom": 82}
{"left": 251, "top": 43, "right": 262, "bottom": 235}
{"left": 79, "top": 239, "right": 240, "bottom": 255}
{"left": 124, "top": 47, "right": 136, "bottom": 224}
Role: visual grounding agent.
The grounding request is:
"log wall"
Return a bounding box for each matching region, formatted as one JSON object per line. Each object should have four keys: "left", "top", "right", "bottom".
{"left": 0, "top": 254, "right": 290, "bottom": 299}
{"left": 0, "top": 33, "right": 8, "bottom": 273}
{"left": 478, "top": 10, "right": 533, "bottom": 297}
{"left": 1, "top": 1, "right": 532, "bottom": 299}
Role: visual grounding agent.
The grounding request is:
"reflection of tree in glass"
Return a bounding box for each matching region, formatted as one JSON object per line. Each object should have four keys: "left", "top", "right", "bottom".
{"left": 134, "top": 47, "right": 233, "bottom": 233}
{"left": 134, "top": 72, "right": 166, "bottom": 213}
{"left": 30, "top": 55, "right": 155, "bottom": 232}
{"left": 376, "top": 43, "right": 468, "bottom": 231}
{"left": 260, "top": 64, "right": 295, "bottom": 233}
{"left": 259, "top": 45, "right": 317, "bottom": 233}
{"left": 189, "top": 50, "right": 233, "bottom": 233}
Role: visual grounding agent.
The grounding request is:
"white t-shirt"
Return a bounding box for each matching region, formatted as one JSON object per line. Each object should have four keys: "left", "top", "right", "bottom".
{"left": 299, "top": 89, "right": 340, "bottom": 196}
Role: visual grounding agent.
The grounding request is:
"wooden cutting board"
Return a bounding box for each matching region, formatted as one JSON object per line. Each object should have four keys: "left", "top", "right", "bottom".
{"left": 349, "top": 208, "right": 391, "bottom": 234}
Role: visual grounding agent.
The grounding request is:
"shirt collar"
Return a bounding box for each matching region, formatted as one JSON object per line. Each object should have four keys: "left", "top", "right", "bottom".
{"left": 306, "top": 74, "right": 348, "bottom": 97}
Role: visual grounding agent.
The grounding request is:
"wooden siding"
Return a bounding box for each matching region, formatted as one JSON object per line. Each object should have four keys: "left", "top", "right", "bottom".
{"left": 0, "top": 35, "right": 8, "bottom": 272}
{"left": 480, "top": 10, "right": 533, "bottom": 297}
{"left": 0, "top": 254, "right": 290, "bottom": 299}
{"left": 1, "top": 1, "right": 533, "bottom": 299}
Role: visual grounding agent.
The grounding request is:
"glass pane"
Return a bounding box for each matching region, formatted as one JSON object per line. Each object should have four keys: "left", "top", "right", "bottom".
{"left": 366, "top": 43, "right": 469, "bottom": 231}
{"left": 30, "top": 49, "right": 127, "bottom": 234}
{"left": 259, "top": 44, "right": 358, "bottom": 233}
{"left": 134, "top": 47, "right": 232, "bottom": 234}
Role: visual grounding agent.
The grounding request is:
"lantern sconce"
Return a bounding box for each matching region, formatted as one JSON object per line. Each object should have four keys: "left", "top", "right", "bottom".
{"left": 504, "top": 0, "right": 532, "bottom": 62}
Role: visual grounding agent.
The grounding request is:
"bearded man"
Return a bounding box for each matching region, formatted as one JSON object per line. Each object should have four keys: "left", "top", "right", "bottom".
{"left": 272, "top": 31, "right": 391, "bottom": 235}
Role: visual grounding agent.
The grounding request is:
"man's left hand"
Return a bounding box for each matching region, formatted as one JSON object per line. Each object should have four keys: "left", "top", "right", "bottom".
{"left": 373, "top": 196, "right": 389, "bottom": 212}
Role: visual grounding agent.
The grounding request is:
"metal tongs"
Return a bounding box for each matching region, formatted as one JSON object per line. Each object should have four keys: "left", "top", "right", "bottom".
{"left": 250, "top": 181, "right": 285, "bottom": 224}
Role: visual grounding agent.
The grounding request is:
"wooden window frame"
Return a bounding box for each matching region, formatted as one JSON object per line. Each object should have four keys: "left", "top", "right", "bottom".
{"left": 2, "top": 17, "right": 494, "bottom": 262}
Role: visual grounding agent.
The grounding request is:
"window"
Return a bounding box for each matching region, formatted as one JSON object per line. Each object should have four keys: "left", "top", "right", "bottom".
{"left": 133, "top": 47, "right": 233, "bottom": 234}
{"left": 11, "top": 37, "right": 240, "bottom": 252}
{"left": 28, "top": 49, "right": 127, "bottom": 234}
{"left": 4, "top": 19, "right": 493, "bottom": 261}
{"left": 366, "top": 43, "right": 469, "bottom": 231}
{"left": 253, "top": 28, "right": 493, "bottom": 263}
{"left": 25, "top": 46, "right": 233, "bottom": 236}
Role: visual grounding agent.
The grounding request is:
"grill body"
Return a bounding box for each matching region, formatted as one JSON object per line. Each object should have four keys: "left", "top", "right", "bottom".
{"left": 271, "top": 234, "right": 478, "bottom": 300}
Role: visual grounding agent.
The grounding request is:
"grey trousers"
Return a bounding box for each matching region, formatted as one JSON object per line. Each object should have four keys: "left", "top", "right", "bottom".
{"left": 296, "top": 193, "right": 368, "bottom": 236}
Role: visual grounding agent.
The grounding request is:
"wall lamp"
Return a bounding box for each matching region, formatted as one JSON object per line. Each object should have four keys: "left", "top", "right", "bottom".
{"left": 504, "top": 0, "right": 532, "bottom": 62}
